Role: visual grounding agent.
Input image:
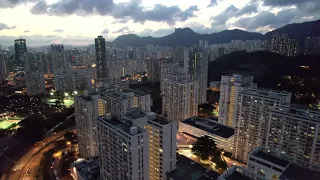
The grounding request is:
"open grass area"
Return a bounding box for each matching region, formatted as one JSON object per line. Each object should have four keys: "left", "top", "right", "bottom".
{"left": 0, "top": 120, "right": 20, "bottom": 130}
{"left": 45, "top": 98, "right": 74, "bottom": 108}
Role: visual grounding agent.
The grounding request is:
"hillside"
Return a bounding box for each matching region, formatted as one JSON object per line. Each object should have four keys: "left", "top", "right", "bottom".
{"left": 110, "top": 19, "right": 320, "bottom": 47}
{"left": 112, "top": 28, "right": 263, "bottom": 47}
{"left": 208, "top": 51, "right": 320, "bottom": 105}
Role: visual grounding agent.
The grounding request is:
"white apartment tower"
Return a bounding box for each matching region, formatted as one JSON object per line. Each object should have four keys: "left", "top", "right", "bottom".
{"left": 74, "top": 92, "right": 101, "bottom": 158}
{"left": 233, "top": 88, "right": 291, "bottom": 162}
{"left": 266, "top": 105, "right": 320, "bottom": 165}
{"left": 219, "top": 74, "right": 255, "bottom": 127}
{"left": 97, "top": 115, "right": 149, "bottom": 180}
{"left": 161, "top": 73, "right": 198, "bottom": 121}
{"left": 122, "top": 108, "right": 178, "bottom": 180}
{"left": 101, "top": 89, "right": 151, "bottom": 119}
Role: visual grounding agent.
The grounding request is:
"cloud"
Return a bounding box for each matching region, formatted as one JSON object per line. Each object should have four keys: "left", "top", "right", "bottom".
{"left": 262, "top": 0, "right": 315, "bottom": 7}
{"left": 30, "top": 0, "right": 199, "bottom": 25}
{"left": 101, "top": 29, "right": 110, "bottom": 35}
{"left": 24, "top": 30, "right": 30, "bottom": 33}
{"left": 0, "top": 23, "right": 16, "bottom": 30}
{"left": 54, "top": 29, "right": 64, "bottom": 33}
{"left": 0, "top": 34, "right": 93, "bottom": 46}
{"left": 233, "top": 1, "right": 320, "bottom": 32}
{"left": 112, "top": 27, "right": 129, "bottom": 33}
{"left": 208, "top": 0, "right": 218, "bottom": 7}
{"left": 0, "top": 0, "right": 36, "bottom": 8}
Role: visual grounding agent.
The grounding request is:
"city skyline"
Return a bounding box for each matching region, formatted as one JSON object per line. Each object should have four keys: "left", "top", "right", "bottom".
{"left": 0, "top": 0, "right": 320, "bottom": 46}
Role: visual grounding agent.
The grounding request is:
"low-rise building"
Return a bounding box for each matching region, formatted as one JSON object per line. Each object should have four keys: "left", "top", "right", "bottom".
{"left": 167, "top": 154, "right": 220, "bottom": 180}
{"left": 71, "top": 156, "right": 100, "bottom": 180}
{"left": 179, "top": 116, "right": 235, "bottom": 152}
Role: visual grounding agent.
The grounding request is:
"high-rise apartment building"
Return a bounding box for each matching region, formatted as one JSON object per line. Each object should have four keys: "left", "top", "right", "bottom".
{"left": 189, "top": 51, "right": 209, "bottom": 104}
{"left": 51, "top": 44, "right": 66, "bottom": 74}
{"left": 25, "top": 52, "right": 45, "bottom": 95}
{"left": 74, "top": 92, "right": 101, "bottom": 158}
{"left": 101, "top": 89, "right": 151, "bottom": 119}
{"left": 161, "top": 74, "right": 198, "bottom": 121}
{"left": 286, "top": 39, "right": 299, "bottom": 57}
{"left": 233, "top": 88, "right": 292, "bottom": 162}
{"left": 54, "top": 68, "right": 94, "bottom": 92}
{"left": 122, "top": 108, "right": 177, "bottom": 180}
{"left": 218, "top": 74, "right": 255, "bottom": 127}
{"left": 304, "top": 37, "right": 320, "bottom": 55}
{"left": 14, "top": 39, "right": 27, "bottom": 69}
{"left": 171, "top": 47, "right": 188, "bottom": 73}
{"left": 146, "top": 58, "right": 165, "bottom": 84}
{"left": 97, "top": 115, "right": 149, "bottom": 180}
{"left": 0, "top": 52, "right": 6, "bottom": 84}
{"left": 266, "top": 105, "right": 320, "bottom": 165}
{"left": 95, "top": 36, "right": 107, "bottom": 78}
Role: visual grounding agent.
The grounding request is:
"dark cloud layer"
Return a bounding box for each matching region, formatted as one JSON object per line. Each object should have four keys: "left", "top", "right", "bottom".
{"left": 233, "top": 0, "right": 320, "bottom": 32}
{"left": 0, "top": 0, "right": 36, "bottom": 8}
{"left": 0, "top": 23, "right": 16, "bottom": 30}
{"left": 112, "top": 27, "right": 129, "bottom": 33}
{"left": 208, "top": 0, "right": 218, "bottom": 7}
{"left": 30, "top": 0, "right": 198, "bottom": 25}
{"left": 101, "top": 29, "right": 110, "bottom": 35}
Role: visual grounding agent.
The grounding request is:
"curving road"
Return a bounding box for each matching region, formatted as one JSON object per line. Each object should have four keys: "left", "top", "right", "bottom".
{"left": 3, "top": 128, "right": 74, "bottom": 180}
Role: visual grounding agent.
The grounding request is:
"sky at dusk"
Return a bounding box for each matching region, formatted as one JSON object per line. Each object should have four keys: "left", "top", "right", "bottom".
{"left": 0, "top": 0, "right": 319, "bottom": 46}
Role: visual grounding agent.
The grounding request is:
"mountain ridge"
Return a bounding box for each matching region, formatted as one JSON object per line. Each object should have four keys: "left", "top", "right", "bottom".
{"left": 111, "top": 19, "right": 320, "bottom": 47}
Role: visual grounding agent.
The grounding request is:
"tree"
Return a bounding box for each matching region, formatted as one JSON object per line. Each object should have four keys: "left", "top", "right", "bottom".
{"left": 192, "top": 136, "right": 219, "bottom": 161}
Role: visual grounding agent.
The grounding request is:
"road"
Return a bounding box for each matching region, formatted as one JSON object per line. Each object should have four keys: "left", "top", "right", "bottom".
{"left": 2, "top": 128, "right": 74, "bottom": 180}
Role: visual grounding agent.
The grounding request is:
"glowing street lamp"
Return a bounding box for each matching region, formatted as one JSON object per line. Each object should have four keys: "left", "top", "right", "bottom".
{"left": 73, "top": 91, "right": 78, "bottom": 95}
{"left": 64, "top": 92, "right": 69, "bottom": 97}
{"left": 50, "top": 92, "right": 54, "bottom": 96}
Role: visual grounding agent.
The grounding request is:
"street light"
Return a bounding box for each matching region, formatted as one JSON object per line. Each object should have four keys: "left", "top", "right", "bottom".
{"left": 64, "top": 92, "right": 69, "bottom": 97}
{"left": 50, "top": 92, "right": 54, "bottom": 96}
{"left": 73, "top": 91, "right": 78, "bottom": 95}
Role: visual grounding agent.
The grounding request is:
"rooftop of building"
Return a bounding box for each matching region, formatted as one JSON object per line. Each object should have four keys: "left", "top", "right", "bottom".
{"left": 182, "top": 117, "right": 235, "bottom": 138}
{"left": 253, "top": 150, "right": 290, "bottom": 167}
{"left": 98, "top": 116, "right": 145, "bottom": 135}
{"left": 280, "top": 163, "right": 320, "bottom": 180}
{"left": 102, "top": 89, "right": 148, "bottom": 99}
{"left": 124, "top": 108, "right": 173, "bottom": 125}
{"left": 76, "top": 92, "right": 100, "bottom": 101}
{"left": 240, "top": 87, "right": 291, "bottom": 97}
{"left": 224, "top": 171, "right": 252, "bottom": 180}
{"left": 167, "top": 154, "right": 220, "bottom": 180}
{"left": 72, "top": 156, "right": 100, "bottom": 180}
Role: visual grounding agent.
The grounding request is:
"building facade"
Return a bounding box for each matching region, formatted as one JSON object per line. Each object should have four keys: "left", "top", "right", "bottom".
{"left": 122, "top": 108, "right": 178, "bottom": 180}
{"left": 25, "top": 52, "right": 45, "bottom": 95}
{"left": 161, "top": 74, "right": 198, "bottom": 121}
{"left": 97, "top": 116, "right": 149, "bottom": 180}
{"left": 101, "top": 89, "right": 151, "bottom": 119}
{"left": 188, "top": 51, "right": 209, "bottom": 105}
{"left": 95, "top": 36, "right": 107, "bottom": 78}
{"left": 74, "top": 93, "right": 101, "bottom": 158}
{"left": 179, "top": 116, "right": 235, "bottom": 152}
{"left": 218, "top": 74, "right": 255, "bottom": 127}
{"left": 233, "top": 88, "right": 292, "bottom": 162}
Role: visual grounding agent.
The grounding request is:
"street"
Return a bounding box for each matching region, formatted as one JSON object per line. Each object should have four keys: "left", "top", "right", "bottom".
{"left": 1, "top": 128, "right": 74, "bottom": 180}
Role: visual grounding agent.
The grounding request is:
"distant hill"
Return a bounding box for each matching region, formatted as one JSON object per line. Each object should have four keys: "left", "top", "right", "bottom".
{"left": 264, "top": 19, "right": 320, "bottom": 42}
{"left": 208, "top": 51, "right": 320, "bottom": 105}
{"left": 110, "top": 19, "right": 320, "bottom": 47}
{"left": 112, "top": 28, "right": 263, "bottom": 47}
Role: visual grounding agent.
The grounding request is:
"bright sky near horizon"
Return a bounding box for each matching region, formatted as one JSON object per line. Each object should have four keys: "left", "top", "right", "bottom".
{"left": 0, "top": 0, "right": 319, "bottom": 46}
